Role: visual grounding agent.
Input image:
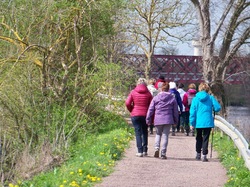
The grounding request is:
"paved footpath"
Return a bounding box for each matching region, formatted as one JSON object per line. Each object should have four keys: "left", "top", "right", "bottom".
{"left": 96, "top": 127, "right": 228, "bottom": 187}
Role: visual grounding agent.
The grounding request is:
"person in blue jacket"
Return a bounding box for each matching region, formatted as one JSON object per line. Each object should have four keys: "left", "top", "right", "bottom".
{"left": 189, "top": 82, "right": 221, "bottom": 162}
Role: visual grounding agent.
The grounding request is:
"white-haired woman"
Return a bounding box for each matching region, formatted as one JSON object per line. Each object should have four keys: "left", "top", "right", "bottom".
{"left": 125, "top": 78, "right": 153, "bottom": 157}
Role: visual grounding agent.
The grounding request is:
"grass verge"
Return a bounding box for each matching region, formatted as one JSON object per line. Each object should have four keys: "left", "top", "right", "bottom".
{"left": 9, "top": 127, "right": 134, "bottom": 187}
{"left": 213, "top": 131, "right": 250, "bottom": 187}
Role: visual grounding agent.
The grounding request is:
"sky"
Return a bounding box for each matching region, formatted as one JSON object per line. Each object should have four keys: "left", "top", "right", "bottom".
{"left": 177, "top": 42, "right": 195, "bottom": 56}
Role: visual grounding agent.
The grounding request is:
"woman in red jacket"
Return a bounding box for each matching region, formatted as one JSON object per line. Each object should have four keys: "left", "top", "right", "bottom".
{"left": 125, "top": 78, "right": 153, "bottom": 157}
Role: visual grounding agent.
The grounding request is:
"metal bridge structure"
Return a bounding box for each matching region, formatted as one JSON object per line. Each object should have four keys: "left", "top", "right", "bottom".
{"left": 123, "top": 54, "right": 250, "bottom": 85}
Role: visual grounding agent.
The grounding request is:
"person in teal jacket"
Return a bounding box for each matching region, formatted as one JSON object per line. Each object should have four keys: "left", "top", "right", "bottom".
{"left": 189, "top": 82, "right": 221, "bottom": 162}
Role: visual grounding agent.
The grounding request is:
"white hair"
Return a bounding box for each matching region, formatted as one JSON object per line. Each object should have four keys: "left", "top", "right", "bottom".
{"left": 137, "top": 78, "right": 147, "bottom": 85}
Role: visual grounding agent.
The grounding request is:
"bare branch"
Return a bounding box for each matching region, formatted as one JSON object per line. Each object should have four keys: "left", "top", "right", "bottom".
{"left": 211, "top": 0, "right": 234, "bottom": 44}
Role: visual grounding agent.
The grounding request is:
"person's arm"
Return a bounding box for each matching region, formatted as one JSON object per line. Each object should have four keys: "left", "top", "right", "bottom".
{"left": 211, "top": 95, "right": 221, "bottom": 113}
{"left": 125, "top": 92, "right": 133, "bottom": 112}
{"left": 176, "top": 92, "right": 183, "bottom": 112}
{"left": 173, "top": 99, "right": 179, "bottom": 125}
{"left": 182, "top": 93, "right": 188, "bottom": 108}
{"left": 189, "top": 98, "right": 197, "bottom": 129}
{"left": 146, "top": 99, "right": 155, "bottom": 125}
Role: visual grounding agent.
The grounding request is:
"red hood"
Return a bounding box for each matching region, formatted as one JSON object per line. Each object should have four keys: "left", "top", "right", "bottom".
{"left": 134, "top": 84, "right": 149, "bottom": 93}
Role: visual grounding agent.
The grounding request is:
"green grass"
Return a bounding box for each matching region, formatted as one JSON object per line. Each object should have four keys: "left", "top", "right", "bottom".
{"left": 9, "top": 127, "right": 250, "bottom": 187}
{"left": 9, "top": 127, "right": 134, "bottom": 187}
{"left": 213, "top": 131, "right": 250, "bottom": 187}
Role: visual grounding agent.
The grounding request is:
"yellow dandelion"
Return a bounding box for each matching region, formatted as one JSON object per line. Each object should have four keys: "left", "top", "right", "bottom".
{"left": 59, "top": 185, "right": 64, "bottom": 187}
{"left": 78, "top": 169, "right": 83, "bottom": 173}
{"left": 97, "top": 178, "right": 101, "bottom": 181}
{"left": 9, "top": 184, "right": 14, "bottom": 187}
{"left": 69, "top": 181, "right": 80, "bottom": 187}
{"left": 70, "top": 171, "right": 74, "bottom": 175}
{"left": 82, "top": 180, "right": 87, "bottom": 184}
{"left": 100, "top": 152, "right": 105, "bottom": 155}
{"left": 103, "top": 168, "right": 107, "bottom": 171}
{"left": 63, "top": 180, "right": 67, "bottom": 183}
{"left": 104, "top": 144, "right": 108, "bottom": 146}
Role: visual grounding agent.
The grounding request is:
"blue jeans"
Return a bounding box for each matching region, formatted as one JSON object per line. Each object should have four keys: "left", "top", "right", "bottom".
{"left": 131, "top": 116, "right": 148, "bottom": 153}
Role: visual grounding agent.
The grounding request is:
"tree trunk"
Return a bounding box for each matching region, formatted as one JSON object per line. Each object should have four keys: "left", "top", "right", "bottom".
{"left": 210, "top": 80, "right": 227, "bottom": 117}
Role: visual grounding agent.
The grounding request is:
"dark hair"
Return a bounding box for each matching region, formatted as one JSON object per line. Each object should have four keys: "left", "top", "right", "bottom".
{"left": 161, "top": 82, "right": 169, "bottom": 91}
{"left": 178, "top": 83, "right": 184, "bottom": 88}
{"left": 159, "top": 75, "right": 165, "bottom": 80}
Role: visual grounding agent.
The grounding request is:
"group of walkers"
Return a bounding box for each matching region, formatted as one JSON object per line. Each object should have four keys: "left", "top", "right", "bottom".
{"left": 125, "top": 75, "right": 221, "bottom": 162}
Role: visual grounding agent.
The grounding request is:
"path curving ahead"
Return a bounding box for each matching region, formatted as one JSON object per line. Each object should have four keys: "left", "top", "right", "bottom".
{"left": 96, "top": 127, "right": 228, "bottom": 187}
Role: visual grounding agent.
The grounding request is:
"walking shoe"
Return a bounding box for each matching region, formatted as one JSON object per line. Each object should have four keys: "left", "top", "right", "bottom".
{"left": 150, "top": 129, "right": 153, "bottom": 134}
{"left": 154, "top": 149, "right": 159, "bottom": 158}
{"left": 161, "top": 155, "right": 167, "bottom": 159}
{"left": 172, "top": 132, "right": 176, "bottom": 136}
{"left": 196, "top": 153, "right": 201, "bottom": 160}
{"left": 202, "top": 155, "right": 208, "bottom": 162}
{"left": 136, "top": 153, "right": 143, "bottom": 157}
{"left": 143, "top": 152, "right": 148, "bottom": 156}
{"left": 180, "top": 126, "right": 184, "bottom": 133}
{"left": 191, "top": 129, "right": 195, "bottom": 136}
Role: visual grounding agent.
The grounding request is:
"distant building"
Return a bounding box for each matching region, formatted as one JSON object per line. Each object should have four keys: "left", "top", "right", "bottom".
{"left": 192, "top": 39, "right": 202, "bottom": 56}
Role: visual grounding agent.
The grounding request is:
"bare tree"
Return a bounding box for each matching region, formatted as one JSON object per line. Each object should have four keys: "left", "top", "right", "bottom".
{"left": 159, "top": 46, "right": 179, "bottom": 55}
{"left": 124, "top": 0, "right": 193, "bottom": 79}
{"left": 190, "top": 0, "right": 250, "bottom": 115}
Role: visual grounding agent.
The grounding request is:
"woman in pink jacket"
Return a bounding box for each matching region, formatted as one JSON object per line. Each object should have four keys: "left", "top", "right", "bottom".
{"left": 182, "top": 83, "right": 197, "bottom": 136}
{"left": 125, "top": 78, "right": 153, "bottom": 157}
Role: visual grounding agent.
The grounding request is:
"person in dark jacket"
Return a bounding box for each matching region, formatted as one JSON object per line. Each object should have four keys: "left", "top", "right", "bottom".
{"left": 177, "top": 82, "right": 186, "bottom": 133}
{"left": 146, "top": 82, "right": 178, "bottom": 159}
{"left": 169, "top": 81, "right": 183, "bottom": 136}
{"left": 189, "top": 82, "right": 221, "bottom": 162}
{"left": 125, "top": 78, "right": 153, "bottom": 157}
